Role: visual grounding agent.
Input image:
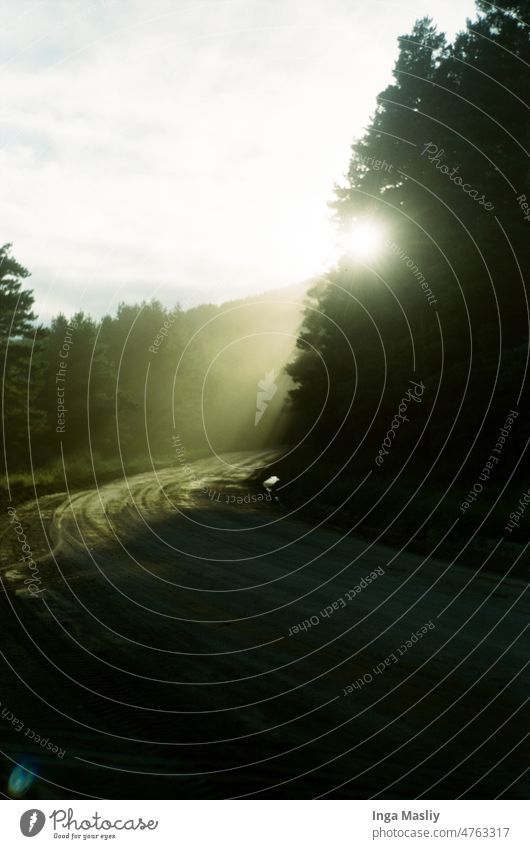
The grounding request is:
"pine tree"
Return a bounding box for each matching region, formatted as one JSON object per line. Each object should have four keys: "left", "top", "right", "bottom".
{"left": 286, "top": 2, "right": 529, "bottom": 478}
{"left": 0, "top": 244, "right": 43, "bottom": 475}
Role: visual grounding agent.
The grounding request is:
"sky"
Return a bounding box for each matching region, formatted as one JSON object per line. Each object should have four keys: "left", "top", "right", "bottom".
{"left": 1, "top": 0, "right": 477, "bottom": 321}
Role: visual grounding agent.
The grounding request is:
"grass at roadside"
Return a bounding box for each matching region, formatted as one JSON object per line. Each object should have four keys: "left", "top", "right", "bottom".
{"left": 1, "top": 448, "right": 208, "bottom": 512}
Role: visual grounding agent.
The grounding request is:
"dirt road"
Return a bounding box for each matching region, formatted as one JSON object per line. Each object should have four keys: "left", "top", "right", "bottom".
{"left": 0, "top": 452, "right": 527, "bottom": 798}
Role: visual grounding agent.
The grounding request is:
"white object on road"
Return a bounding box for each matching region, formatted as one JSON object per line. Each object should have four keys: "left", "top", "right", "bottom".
{"left": 263, "top": 475, "right": 280, "bottom": 492}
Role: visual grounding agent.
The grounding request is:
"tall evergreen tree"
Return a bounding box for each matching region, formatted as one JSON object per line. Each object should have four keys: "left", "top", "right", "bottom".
{"left": 0, "top": 244, "right": 43, "bottom": 475}
{"left": 286, "top": 2, "right": 529, "bottom": 478}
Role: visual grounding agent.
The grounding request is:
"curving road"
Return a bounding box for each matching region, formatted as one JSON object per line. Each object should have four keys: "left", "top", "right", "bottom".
{"left": 0, "top": 451, "right": 528, "bottom": 799}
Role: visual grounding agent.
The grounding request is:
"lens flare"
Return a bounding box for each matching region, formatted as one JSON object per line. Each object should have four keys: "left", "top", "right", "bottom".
{"left": 8, "top": 764, "right": 37, "bottom": 798}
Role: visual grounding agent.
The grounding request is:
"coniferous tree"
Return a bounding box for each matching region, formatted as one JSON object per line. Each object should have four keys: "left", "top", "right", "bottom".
{"left": 286, "top": 2, "right": 529, "bottom": 481}
{"left": 0, "top": 244, "right": 43, "bottom": 475}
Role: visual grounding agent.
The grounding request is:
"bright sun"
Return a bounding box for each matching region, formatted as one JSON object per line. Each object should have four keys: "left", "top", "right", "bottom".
{"left": 347, "top": 220, "right": 384, "bottom": 260}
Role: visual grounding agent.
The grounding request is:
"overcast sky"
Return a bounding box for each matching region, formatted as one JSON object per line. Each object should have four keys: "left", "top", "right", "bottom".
{"left": 1, "top": 0, "right": 477, "bottom": 321}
